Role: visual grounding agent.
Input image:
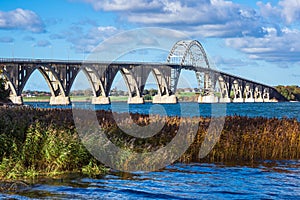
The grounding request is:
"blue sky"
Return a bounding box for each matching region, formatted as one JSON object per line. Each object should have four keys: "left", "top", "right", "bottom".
{"left": 0, "top": 0, "right": 299, "bottom": 91}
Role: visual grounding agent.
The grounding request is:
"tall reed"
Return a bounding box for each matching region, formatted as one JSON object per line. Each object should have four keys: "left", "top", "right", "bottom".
{"left": 0, "top": 106, "right": 299, "bottom": 179}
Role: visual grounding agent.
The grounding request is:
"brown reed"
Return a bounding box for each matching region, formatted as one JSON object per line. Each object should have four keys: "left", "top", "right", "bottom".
{"left": 0, "top": 106, "right": 299, "bottom": 179}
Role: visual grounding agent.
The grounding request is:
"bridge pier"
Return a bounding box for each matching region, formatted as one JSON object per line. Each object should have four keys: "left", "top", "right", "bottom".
{"left": 9, "top": 96, "right": 23, "bottom": 105}
{"left": 244, "top": 98, "right": 255, "bottom": 102}
{"left": 50, "top": 96, "right": 70, "bottom": 105}
{"left": 198, "top": 95, "right": 219, "bottom": 103}
{"left": 219, "top": 97, "right": 231, "bottom": 103}
{"left": 232, "top": 98, "right": 244, "bottom": 103}
{"left": 255, "top": 98, "right": 264, "bottom": 102}
{"left": 92, "top": 96, "right": 110, "bottom": 104}
{"left": 128, "top": 96, "right": 144, "bottom": 104}
{"left": 152, "top": 94, "right": 177, "bottom": 104}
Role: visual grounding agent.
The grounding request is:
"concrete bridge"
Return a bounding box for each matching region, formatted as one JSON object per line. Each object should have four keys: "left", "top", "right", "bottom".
{"left": 0, "top": 40, "right": 286, "bottom": 105}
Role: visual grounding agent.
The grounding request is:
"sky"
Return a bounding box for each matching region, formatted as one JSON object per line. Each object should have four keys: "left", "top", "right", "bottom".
{"left": 0, "top": 0, "right": 299, "bottom": 91}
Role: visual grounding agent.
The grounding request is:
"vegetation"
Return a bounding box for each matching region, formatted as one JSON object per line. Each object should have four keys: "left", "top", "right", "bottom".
{"left": 0, "top": 107, "right": 108, "bottom": 180}
{"left": 0, "top": 106, "right": 299, "bottom": 181}
{"left": 275, "top": 85, "right": 300, "bottom": 101}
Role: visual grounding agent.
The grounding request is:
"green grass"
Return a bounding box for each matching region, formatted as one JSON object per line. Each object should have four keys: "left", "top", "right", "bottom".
{"left": 23, "top": 93, "right": 200, "bottom": 103}
{"left": 23, "top": 96, "right": 50, "bottom": 102}
{"left": 109, "top": 96, "right": 128, "bottom": 102}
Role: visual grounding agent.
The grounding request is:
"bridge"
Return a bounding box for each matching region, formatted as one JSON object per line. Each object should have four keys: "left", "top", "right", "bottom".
{"left": 0, "top": 40, "right": 286, "bottom": 105}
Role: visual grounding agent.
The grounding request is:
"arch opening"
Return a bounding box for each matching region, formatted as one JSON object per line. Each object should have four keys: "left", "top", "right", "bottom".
{"left": 109, "top": 70, "right": 130, "bottom": 102}
{"left": 22, "top": 69, "right": 53, "bottom": 103}
{"left": 175, "top": 70, "right": 199, "bottom": 102}
{"left": 142, "top": 70, "right": 159, "bottom": 101}
{"left": 69, "top": 70, "right": 94, "bottom": 103}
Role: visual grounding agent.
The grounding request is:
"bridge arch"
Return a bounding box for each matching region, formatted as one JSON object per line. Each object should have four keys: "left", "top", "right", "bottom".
{"left": 106, "top": 66, "right": 142, "bottom": 104}
{"left": 0, "top": 67, "right": 18, "bottom": 97}
{"left": 26, "top": 65, "right": 66, "bottom": 97}
{"left": 230, "top": 79, "right": 243, "bottom": 102}
{"left": 167, "top": 40, "right": 210, "bottom": 68}
{"left": 217, "top": 75, "right": 229, "bottom": 100}
{"left": 78, "top": 67, "right": 106, "bottom": 97}
{"left": 120, "top": 68, "right": 141, "bottom": 98}
{"left": 151, "top": 68, "right": 169, "bottom": 96}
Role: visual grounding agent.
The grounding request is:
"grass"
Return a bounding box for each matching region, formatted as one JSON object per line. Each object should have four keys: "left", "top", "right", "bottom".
{"left": 23, "top": 96, "right": 50, "bottom": 102}
{"left": 23, "top": 92, "right": 201, "bottom": 103}
{"left": 0, "top": 106, "right": 299, "bottom": 180}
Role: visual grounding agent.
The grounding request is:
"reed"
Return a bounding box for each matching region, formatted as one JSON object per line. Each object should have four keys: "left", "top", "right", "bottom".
{"left": 0, "top": 106, "right": 299, "bottom": 180}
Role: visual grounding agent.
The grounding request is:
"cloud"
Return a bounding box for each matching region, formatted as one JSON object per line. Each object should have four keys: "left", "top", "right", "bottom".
{"left": 49, "top": 34, "right": 65, "bottom": 40}
{"left": 35, "top": 40, "right": 51, "bottom": 47}
{"left": 23, "top": 36, "right": 35, "bottom": 41}
{"left": 74, "top": 0, "right": 300, "bottom": 65}
{"left": 257, "top": 0, "right": 300, "bottom": 24}
{"left": 66, "top": 25, "right": 119, "bottom": 53}
{"left": 0, "top": 8, "right": 45, "bottom": 32}
{"left": 225, "top": 27, "right": 300, "bottom": 64}
{"left": 78, "top": 0, "right": 265, "bottom": 38}
{"left": 79, "top": 0, "right": 161, "bottom": 11}
{"left": 292, "top": 74, "right": 300, "bottom": 78}
{"left": 214, "top": 56, "right": 258, "bottom": 68}
{"left": 0, "top": 36, "right": 14, "bottom": 43}
{"left": 279, "top": 0, "right": 300, "bottom": 24}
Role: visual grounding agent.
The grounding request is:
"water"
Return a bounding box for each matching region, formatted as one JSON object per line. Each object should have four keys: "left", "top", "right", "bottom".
{"left": 25, "top": 101, "right": 300, "bottom": 121}
{"left": 2, "top": 161, "right": 300, "bottom": 199}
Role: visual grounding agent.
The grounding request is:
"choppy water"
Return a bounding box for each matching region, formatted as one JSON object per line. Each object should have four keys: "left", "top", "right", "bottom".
{"left": 25, "top": 101, "right": 300, "bottom": 121}
{"left": 2, "top": 161, "right": 300, "bottom": 199}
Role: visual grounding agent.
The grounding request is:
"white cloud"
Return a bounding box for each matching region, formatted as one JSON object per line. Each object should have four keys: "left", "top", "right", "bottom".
{"left": 79, "top": 0, "right": 265, "bottom": 38}
{"left": 81, "top": 0, "right": 161, "bottom": 11}
{"left": 74, "top": 0, "right": 300, "bottom": 65}
{"left": 225, "top": 27, "right": 300, "bottom": 63}
{"left": 0, "top": 8, "right": 45, "bottom": 32}
{"left": 258, "top": 0, "right": 300, "bottom": 24}
{"left": 279, "top": 0, "right": 300, "bottom": 24}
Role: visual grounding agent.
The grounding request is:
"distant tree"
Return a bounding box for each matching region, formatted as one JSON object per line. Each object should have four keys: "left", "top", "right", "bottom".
{"left": 148, "top": 89, "right": 158, "bottom": 96}
{"left": 275, "top": 85, "right": 300, "bottom": 101}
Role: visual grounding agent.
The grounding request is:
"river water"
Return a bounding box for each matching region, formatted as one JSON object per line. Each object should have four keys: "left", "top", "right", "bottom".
{"left": 2, "top": 161, "right": 300, "bottom": 199}
{"left": 2, "top": 102, "right": 300, "bottom": 199}
{"left": 26, "top": 101, "right": 300, "bottom": 121}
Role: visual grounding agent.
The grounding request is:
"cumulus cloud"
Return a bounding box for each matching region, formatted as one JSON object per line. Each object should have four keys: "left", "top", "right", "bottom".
{"left": 0, "top": 8, "right": 45, "bottom": 32}
{"left": 74, "top": 0, "right": 300, "bottom": 65}
{"left": 225, "top": 27, "right": 300, "bottom": 63}
{"left": 279, "top": 0, "right": 300, "bottom": 24}
{"left": 258, "top": 0, "right": 300, "bottom": 24}
{"left": 78, "top": 0, "right": 266, "bottom": 38}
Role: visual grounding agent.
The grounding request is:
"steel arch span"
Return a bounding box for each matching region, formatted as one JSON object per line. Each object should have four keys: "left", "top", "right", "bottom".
{"left": 167, "top": 40, "right": 210, "bottom": 68}
{"left": 167, "top": 40, "right": 212, "bottom": 94}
